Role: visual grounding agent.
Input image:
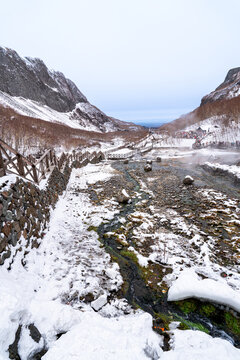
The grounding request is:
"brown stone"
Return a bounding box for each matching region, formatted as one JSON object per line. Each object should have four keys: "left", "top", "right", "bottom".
{"left": 19, "top": 216, "right": 27, "bottom": 229}
{"left": 31, "top": 239, "right": 40, "bottom": 249}
{"left": 1, "top": 191, "right": 9, "bottom": 199}
{"left": 22, "top": 229, "right": 28, "bottom": 239}
{"left": 12, "top": 222, "right": 21, "bottom": 234}
{"left": 2, "top": 223, "right": 12, "bottom": 237}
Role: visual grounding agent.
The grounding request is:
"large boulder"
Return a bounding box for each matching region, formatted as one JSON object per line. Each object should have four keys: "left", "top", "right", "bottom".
{"left": 183, "top": 175, "right": 194, "bottom": 185}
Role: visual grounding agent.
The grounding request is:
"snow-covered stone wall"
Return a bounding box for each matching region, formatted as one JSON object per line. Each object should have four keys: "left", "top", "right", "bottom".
{"left": 0, "top": 164, "right": 71, "bottom": 266}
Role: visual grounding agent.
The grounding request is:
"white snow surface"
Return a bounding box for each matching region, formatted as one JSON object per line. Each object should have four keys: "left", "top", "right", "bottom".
{"left": 168, "top": 269, "right": 240, "bottom": 312}
{"left": 43, "top": 312, "right": 163, "bottom": 360}
{"left": 161, "top": 329, "right": 240, "bottom": 360}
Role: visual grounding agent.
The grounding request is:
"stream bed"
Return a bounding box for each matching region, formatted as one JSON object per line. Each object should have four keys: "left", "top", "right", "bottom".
{"left": 94, "top": 159, "right": 240, "bottom": 348}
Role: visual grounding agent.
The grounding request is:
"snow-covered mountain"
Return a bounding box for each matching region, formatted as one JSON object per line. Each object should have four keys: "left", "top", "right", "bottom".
{"left": 0, "top": 46, "right": 140, "bottom": 133}
{"left": 159, "top": 68, "right": 240, "bottom": 143}
{"left": 201, "top": 67, "right": 240, "bottom": 105}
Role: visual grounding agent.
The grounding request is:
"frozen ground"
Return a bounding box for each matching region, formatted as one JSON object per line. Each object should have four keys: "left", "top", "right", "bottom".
{"left": 0, "top": 163, "right": 162, "bottom": 359}
{"left": 1, "top": 161, "right": 240, "bottom": 359}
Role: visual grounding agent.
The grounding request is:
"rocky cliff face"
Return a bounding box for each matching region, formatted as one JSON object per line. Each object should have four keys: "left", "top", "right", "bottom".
{"left": 0, "top": 47, "right": 87, "bottom": 112}
{"left": 201, "top": 67, "right": 240, "bottom": 106}
{"left": 0, "top": 46, "right": 142, "bottom": 133}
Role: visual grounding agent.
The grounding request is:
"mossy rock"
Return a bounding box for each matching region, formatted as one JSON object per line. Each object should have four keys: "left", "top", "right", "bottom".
{"left": 87, "top": 225, "right": 98, "bottom": 232}
{"left": 200, "top": 303, "right": 216, "bottom": 317}
{"left": 178, "top": 318, "right": 210, "bottom": 334}
{"left": 120, "top": 250, "right": 138, "bottom": 264}
{"left": 175, "top": 299, "right": 197, "bottom": 314}
{"left": 225, "top": 312, "right": 240, "bottom": 335}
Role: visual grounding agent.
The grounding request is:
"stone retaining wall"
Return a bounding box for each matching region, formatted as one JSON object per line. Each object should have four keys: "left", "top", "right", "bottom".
{"left": 0, "top": 163, "right": 71, "bottom": 266}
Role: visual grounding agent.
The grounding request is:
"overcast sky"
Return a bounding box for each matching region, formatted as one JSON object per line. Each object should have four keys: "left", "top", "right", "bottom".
{"left": 1, "top": 0, "right": 240, "bottom": 125}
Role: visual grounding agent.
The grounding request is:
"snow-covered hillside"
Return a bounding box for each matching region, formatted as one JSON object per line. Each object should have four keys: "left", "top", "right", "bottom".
{"left": 0, "top": 46, "right": 141, "bottom": 133}
{"left": 159, "top": 67, "right": 240, "bottom": 143}
{"left": 0, "top": 90, "right": 118, "bottom": 132}
{"left": 201, "top": 67, "right": 240, "bottom": 105}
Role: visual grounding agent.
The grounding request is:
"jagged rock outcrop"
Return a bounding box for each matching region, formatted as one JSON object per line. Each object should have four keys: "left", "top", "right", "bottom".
{"left": 0, "top": 47, "right": 87, "bottom": 112}
{"left": 201, "top": 67, "right": 240, "bottom": 106}
{"left": 0, "top": 46, "right": 143, "bottom": 133}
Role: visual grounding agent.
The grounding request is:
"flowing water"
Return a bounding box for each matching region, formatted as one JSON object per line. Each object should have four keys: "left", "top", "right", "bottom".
{"left": 96, "top": 160, "right": 240, "bottom": 347}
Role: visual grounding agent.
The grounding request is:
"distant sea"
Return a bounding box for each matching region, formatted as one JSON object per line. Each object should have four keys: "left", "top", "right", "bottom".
{"left": 133, "top": 121, "right": 165, "bottom": 128}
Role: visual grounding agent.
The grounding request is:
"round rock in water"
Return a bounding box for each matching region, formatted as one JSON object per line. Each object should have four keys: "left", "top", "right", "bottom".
{"left": 156, "top": 157, "right": 162, "bottom": 162}
{"left": 123, "top": 159, "right": 129, "bottom": 164}
{"left": 144, "top": 164, "right": 152, "bottom": 172}
{"left": 183, "top": 175, "right": 194, "bottom": 185}
{"left": 147, "top": 160, "right": 152, "bottom": 164}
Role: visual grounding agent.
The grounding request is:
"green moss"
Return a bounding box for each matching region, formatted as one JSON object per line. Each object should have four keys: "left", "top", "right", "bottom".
{"left": 153, "top": 313, "right": 173, "bottom": 331}
{"left": 87, "top": 225, "right": 98, "bottom": 232}
{"left": 200, "top": 303, "right": 216, "bottom": 317}
{"left": 225, "top": 312, "right": 240, "bottom": 335}
{"left": 132, "top": 300, "right": 143, "bottom": 311}
{"left": 176, "top": 300, "right": 197, "bottom": 314}
{"left": 120, "top": 250, "right": 139, "bottom": 264}
{"left": 176, "top": 315, "right": 209, "bottom": 334}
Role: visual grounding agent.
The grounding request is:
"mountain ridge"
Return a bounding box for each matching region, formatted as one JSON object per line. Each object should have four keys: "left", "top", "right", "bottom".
{"left": 0, "top": 46, "right": 142, "bottom": 133}
{"left": 159, "top": 67, "right": 240, "bottom": 139}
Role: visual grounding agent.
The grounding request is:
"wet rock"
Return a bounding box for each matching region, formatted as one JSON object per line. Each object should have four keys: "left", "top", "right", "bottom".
{"left": 183, "top": 175, "right": 194, "bottom": 185}
{"left": 8, "top": 325, "right": 22, "bottom": 360}
{"left": 156, "top": 157, "right": 162, "bottom": 162}
{"left": 123, "top": 159, "right": 129, "bottom": 164}
{"left": 147, "top": 160, "right": 152, "bottom": 164}
{"left": 144, "top": 164, "right": 152, "bottom": 172}
{"left": 84, "top": 293, "right": 95, "bottom": 303}
{"left": 28, "top": 323, "right": 42, "bottom": 343}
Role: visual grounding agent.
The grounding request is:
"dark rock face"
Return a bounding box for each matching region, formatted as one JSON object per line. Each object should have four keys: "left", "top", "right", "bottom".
{"left": 221, "top": 67, "right": 240, "bottom": 86}
{"left": 0, "top": 47, "right": 87, "bottom": 112}
{"left": 200, "top": 67, "right": 240, "bottom": 106}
